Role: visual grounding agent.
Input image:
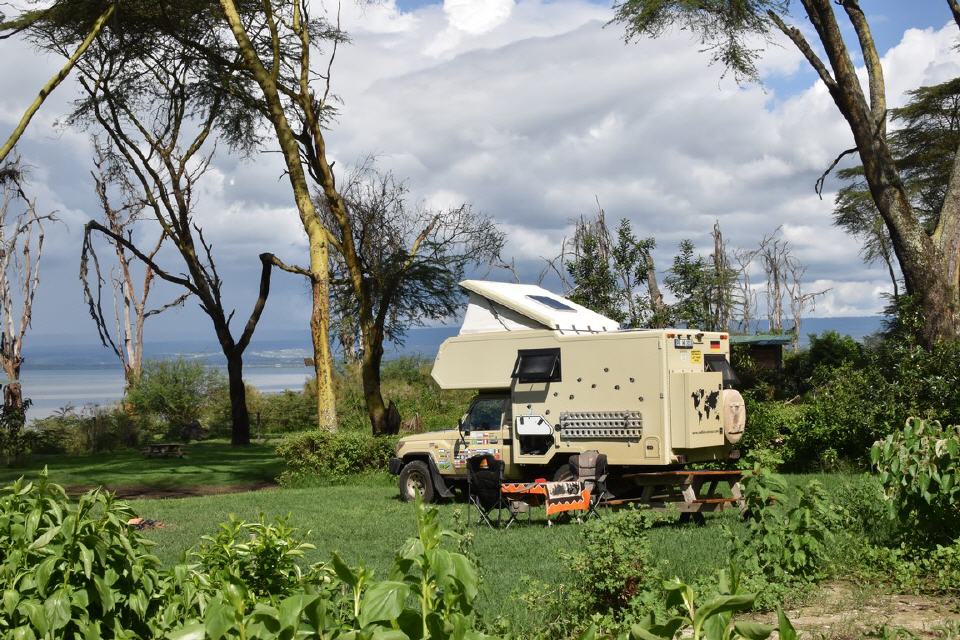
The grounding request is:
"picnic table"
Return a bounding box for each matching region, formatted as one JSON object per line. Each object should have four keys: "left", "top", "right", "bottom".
{"left": 140, "top": 443, "right": 186, "bottom": 458}
{"left": 501, "top": 480, "right": 592, "bottom": 523}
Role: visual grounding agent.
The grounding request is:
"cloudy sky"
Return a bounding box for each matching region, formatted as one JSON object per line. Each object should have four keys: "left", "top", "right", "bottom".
{"left": 2, "top": 0, "right": 959, "bottom": 345}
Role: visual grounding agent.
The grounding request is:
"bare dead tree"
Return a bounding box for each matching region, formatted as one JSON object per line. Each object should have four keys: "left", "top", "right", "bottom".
{"left": 708, "top": 221, "right": 737, "bottom": 331}
{"left": 759, "top": 231, "right": 788, "bottom": 333}
{"left": 89, "top": 141, "right": 186, "bottom": 390}
{"left": 733, "top": 246, "right": 760, "bottom": 333}
{"left": 785, "top": 258, "right": 831, "bottom": 349}
{"left": 0, "top": 163, "right": 54, "bottom": 414}
{"left": 75, "top": 40, "right": 278, "bottom": 446}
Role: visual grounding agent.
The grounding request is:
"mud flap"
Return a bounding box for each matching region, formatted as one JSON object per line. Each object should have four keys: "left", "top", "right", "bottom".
{"left": 426, "top": 457, "right": 455, "bottom": 499}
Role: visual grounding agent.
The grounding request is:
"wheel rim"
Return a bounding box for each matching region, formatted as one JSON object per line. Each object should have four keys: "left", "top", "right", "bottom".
{"left": 406, "top": 471, "right": 426, "bottom": 497}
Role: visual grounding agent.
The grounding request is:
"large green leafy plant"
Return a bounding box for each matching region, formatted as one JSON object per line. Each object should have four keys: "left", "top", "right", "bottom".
{"left": 0, "top": 473, "right": 489, "bottom": 639}
{"left": 871, "top": 417, "right": 960, "bottom": 544}
{"left": 0, "top": 472, "right": 164, "bottom": 638}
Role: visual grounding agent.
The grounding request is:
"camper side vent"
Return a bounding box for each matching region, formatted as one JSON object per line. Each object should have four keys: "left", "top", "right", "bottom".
{"left": 558, "top": 411, "right": 643, "bottom": 439}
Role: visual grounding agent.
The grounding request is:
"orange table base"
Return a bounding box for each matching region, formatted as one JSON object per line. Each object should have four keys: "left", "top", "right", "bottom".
{"left": 502, "top": 481, "right": 591, "bottom": 516}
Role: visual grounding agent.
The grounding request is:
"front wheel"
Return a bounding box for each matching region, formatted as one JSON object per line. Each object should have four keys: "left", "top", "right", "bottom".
{"left": 398, "top": 460, "right": 435, "bottom": 503}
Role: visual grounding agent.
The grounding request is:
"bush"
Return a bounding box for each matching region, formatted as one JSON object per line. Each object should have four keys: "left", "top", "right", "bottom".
{"left": 0, "top": 473, "right": 164, "bottom": 638}
{"left": 28, "top": 405, "right": 139, "bottom": 455}
{"left": 275, "top": 429, "right": 398, "bottom": 482}
{"left": 740, "top": 394, "right": 807, "bottom": 468}
{"left": 736, "top": 466, "right": 837, "bottom": 588}
{"left": 128, "top": 359, "right": 226, "bottom": 438}
{"left": 796, "top": 363, "right": 901, "bottom": 467}
{"left": 871, "top": 417, "right": 960, "bottom": 545}
{"left": 0, "top": 474, "right": 490, "bottom": 639}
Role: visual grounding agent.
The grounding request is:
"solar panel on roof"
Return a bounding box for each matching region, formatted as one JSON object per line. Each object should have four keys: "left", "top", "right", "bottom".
{"left": 526, "top": 294, "right": 575, "bottom": 311}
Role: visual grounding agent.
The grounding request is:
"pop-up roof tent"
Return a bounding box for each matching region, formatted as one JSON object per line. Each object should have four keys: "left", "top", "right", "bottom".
{"left": 458, "top": 280, "right": 620, "bottom": 335}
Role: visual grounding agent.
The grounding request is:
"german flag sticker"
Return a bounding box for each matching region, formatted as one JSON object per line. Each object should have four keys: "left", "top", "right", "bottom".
{"left": 710, "top": 340, "right": 721, "bottom": 349}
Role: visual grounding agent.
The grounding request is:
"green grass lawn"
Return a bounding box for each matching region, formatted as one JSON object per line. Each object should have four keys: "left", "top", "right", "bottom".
{"left": 130, "top": 476, "right": 750, "bottom": 632}
{"left": 0, "top": 445, "right": 850, "bottom": 633}
{"left": 0, "top": 440, "right": 283, "bottom": 493}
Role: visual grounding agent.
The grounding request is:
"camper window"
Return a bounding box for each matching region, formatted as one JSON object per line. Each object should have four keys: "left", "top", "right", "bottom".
{"left": 704, "top": 354, "right": 740, "bottom": 388}
{"left": 512, "top": 348, "right": 561, "bottom": 383}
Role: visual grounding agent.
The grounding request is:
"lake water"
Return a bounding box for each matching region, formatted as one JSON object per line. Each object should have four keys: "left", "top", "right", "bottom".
{"left": 18, "top": 318, "right": 884, "bottom": 420}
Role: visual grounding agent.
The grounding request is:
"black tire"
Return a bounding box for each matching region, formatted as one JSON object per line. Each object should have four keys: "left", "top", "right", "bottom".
{"left": 398, "top": 460, "right": 435, "bottom": 503}
{"left": 553, "top": 463, "right": 575, "bottom": 482}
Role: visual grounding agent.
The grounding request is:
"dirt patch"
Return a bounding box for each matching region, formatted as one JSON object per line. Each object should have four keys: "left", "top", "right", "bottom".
{"left": 64, "top": 481, "right": 277, "bottom": 500}
{"left": 749, "top": 582, "right": 960, "bottom": 639}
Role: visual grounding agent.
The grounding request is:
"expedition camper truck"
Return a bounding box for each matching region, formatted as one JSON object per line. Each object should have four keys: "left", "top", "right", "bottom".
{"left": 389, "top": 280, "right": 746, "bottom": 503}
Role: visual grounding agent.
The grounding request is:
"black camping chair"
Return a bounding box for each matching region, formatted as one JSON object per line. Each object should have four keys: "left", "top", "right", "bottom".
{"left": 466, "top": 454, "right": 515, "bottom": 529}
{"left": 571, "top": 450, "right": 609, "bottom": 519}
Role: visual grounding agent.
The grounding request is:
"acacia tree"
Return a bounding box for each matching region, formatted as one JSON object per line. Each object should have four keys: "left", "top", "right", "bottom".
{"left": 323, "top": 163, "right": 504, "bottom": 435}
{"left": 613, "top": 0, "right": 960, "bottom": 346}
{"left": 211, "top": 0, "right": 348, "bottom": 429}
{"left": 90, "top": 143, "right": 186, "bottom": 390}
{"left": 75, "top": 38, "right": 277, "bottom": 446}
{"left": 0, "top": 163, "right": 53, "bottom": 414}
{"left": 835, "top": 78, "right": 960, "bottom": 301}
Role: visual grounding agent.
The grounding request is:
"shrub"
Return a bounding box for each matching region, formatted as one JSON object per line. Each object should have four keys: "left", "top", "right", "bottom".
{"left": 736, "top": 467, "right": 837, "bottom": 587}
{"left": 570, "top": 507, "right": 661, "bottom": 613}
{"left": 275, "top": 430, "right": 398, "bottom": 482}
{"left": 27, "top": 405, "right": 139, "bottom": 455}
{"left": 0, "top": 473, "right": 164, "bottom": 638}
{"left": 795, "top": 363, "right": 900, "bottom": 468}
{"left": 0, "top": 474, "right": 490, "bottom": 639}
{"left": 740, "top": 395, "right": 806, "bottom": 467}
{"left": 871, "top": 417, "right": 960, "bottom": 545}
{"left": 128, "top": 358, "right": 226, "bottom": 437}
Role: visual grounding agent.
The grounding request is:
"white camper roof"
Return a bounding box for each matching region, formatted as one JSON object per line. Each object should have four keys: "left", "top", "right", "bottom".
{"left": 458, "top": 280, "right": 620, "bottom": 334}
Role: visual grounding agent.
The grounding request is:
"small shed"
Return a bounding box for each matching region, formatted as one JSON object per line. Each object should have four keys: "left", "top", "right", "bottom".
{"left": 729, "top": 334, "right": 792, "bottom": 370}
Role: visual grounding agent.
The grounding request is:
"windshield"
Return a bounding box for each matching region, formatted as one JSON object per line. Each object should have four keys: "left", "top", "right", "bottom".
{"left": 464, "top": 396, "right": 508, "bottom": 430}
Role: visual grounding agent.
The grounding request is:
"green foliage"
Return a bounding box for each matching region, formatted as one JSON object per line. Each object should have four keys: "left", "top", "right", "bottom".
{"left": 611, "top": 0, "right": 790, "bottom": 83}
{"left": 571, "top": 508, "right": 662, "bottom": 613}
{"left": 665, "top": 240, "right": 710, "bottom": 330}
{"left": 0, "top": 473, "right": 490, "bottom": 639}
{"left": 0, "top": 472, "right": 164, "bottom": 638}
{"left": 871, "top": 418, "right": 960, "bottom": 545}
{"left": 28, "top": 405, "right": 139, "bottom": 455}
{"left": 621, "top": 567, "right": 798, "bottom": 640}
{"left": 797, "top": 363, "right": 900, "bottom": 466}
{"left": 0, "top": 397, "right": 31, "bottom": 461}
{"left": 736, "top": 467, "right": 836, "bottom": 586}
{"left": 191, "top": 515, "right": 320, "bottom": 599}
{"left": 276, "top": 430, "right": 398, "bottom": 483}
{"left": 128, "top": 359, "right": 227, "bottom": 435}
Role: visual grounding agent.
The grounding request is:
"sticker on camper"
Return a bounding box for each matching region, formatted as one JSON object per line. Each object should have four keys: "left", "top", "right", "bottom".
{"left": 690, "top": 350, "right": 702, "bottom": 365}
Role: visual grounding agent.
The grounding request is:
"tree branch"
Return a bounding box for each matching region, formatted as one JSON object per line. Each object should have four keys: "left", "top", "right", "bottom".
{"left": 0, "top": 4, "right": 115, "bottom": 163}
{"left": 840, "top": 0, "right": 886, "bottom": 133}
{"left": 767, "top": 10, "right": 839, "bottom": 96}
{"left": 815, "top": 147, "right": 858, "bottom": 198}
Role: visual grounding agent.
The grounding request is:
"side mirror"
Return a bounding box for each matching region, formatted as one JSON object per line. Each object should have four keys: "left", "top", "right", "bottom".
{"left": 458, "top": 417, "right": 470, "bottom": 436}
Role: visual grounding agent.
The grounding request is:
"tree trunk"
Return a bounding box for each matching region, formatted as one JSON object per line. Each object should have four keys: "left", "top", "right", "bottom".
{"left": 310, "top": 242, "right": 338, "bottom": 430}
{"left": 361, "top": 328, "right": 390, "bottom": 435}
{"left": 225, "top": 351, "right": 250, "bottom": 446}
